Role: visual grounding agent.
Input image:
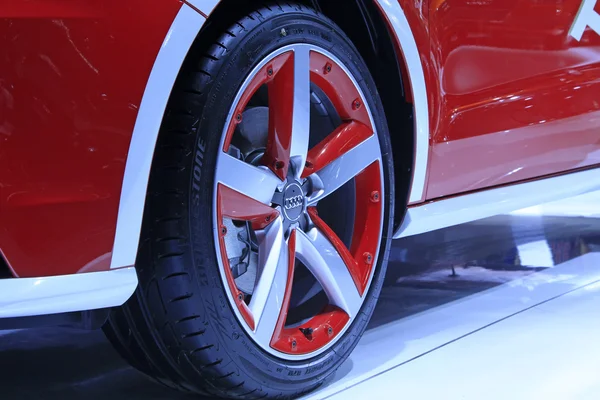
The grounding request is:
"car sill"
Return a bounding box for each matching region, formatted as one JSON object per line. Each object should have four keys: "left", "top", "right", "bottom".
{"left": 394, "top": 167, "right": 600, "bottom": 239}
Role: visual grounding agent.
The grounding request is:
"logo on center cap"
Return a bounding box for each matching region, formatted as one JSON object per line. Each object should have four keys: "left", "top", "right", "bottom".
{"left": 282, "top": 183, "right": 304, "bottom": 221}
{"left": 284, "top": 195, "right": 303, "bottom": 210}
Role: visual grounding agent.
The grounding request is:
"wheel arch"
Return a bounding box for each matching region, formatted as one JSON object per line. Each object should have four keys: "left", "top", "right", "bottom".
{"left": 110, "top": 4, "right": 208, "bottom": 269}
{"left": 111, "top": 0, "right": 426, "bottom": 269}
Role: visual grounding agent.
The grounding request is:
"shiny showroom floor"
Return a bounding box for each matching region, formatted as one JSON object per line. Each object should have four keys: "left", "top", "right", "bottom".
{"left": 2, "top": 192, "right": 600, "bottom": 400}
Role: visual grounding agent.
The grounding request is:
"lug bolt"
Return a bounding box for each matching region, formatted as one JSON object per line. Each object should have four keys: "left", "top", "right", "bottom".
{"left": 305, "top": 160, "right": 314, "bottom": 169}
{"left": 220, "top": 225, "right": 227, "bottom": 236}
{"left": 300, "top": 327, "right": 314, "bottom": 338}
{"left": 364, "top": 252, "right": 373, "bottom": 265}
{"left": 324, "top": 63, "right": 332, "bottom": 74}
{"left": 235, "top": 113, "right": 243, "bottom": 123}
{"left": 265, "top": 215, "right": 271, "bottom": 223}
{"left": 274, "top": 160, "right": 285, "bottom": 170}
{"left": 370, "top": 191, "right": 380, "bottom": 203}
{"left": 352, "top": 99, "right": 362, "bottom": 110}
{"left": 327, "top": 326, "right": 333, "bottom": 336}
{"left": 237, "top": 292, "right": 244, "bottom": 301}
{"left": 291, "top": 339, "right": 297, "bottom": 349}
{"left": 267, "top": 67, "right": 274, "bottom": 77}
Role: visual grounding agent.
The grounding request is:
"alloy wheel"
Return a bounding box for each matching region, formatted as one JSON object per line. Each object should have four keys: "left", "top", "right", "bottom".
{"left": 213, "top": 43, "right": 384, "bottom": 360}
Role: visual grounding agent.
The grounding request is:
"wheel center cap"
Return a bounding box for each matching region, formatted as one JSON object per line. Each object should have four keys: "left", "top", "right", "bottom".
{"left": 282, "top": 182, "right": 305, "bottom": 221}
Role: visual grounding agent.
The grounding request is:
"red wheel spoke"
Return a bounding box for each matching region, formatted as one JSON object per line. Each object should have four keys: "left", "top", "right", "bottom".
{"left": 307, "top": 135, "right": 380, "bottom": 206}
{"left": 218, "top": 184, "right": 279, "bottom": 230}
{"left": 303, "top": 121, "right": 373, "bottom": 178}
{"left": 310, "top": 51, "right": 371, "bottom": 127}
{"left": 307, "top": 208, "right": 367, "bottom": 296}
{"left": 263, "top": 47, "right": 311, "bottom": 180}
{"left": 307, "top": 162, "right": 382, "bottom": 296}
{"left": 349, "top": 162, "right": 383, "bottom": 276}
{"left": 263, "top": 52, "right": 294, "bottom": 180}
{"left": 269, "top": 230, "right": 298, "bottom": 352}
{"left": 222, "top": 52, "right": 294, "bottom": 153}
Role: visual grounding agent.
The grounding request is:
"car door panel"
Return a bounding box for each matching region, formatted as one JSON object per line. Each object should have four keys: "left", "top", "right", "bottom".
{"left": 0, "top": 0, "right": 182, "bottom": 277}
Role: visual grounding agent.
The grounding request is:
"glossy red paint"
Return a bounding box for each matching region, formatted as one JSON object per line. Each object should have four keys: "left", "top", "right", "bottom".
{"left": 426, "top": 0, "right": 600, "bottom": 199}
{"left": 307, "top": 162, "right": 383, "bottom": 296}
{"left": 310, "top": 52, "right": 372, "bottom": 127}
{"left": 217, "top": 184, "right": 280, "bottom": 230}
{"left": 4, "top": 0, "right": 597, "bottom": 279}
{"left": 0, "top": 0, "right": 182, "bottom": 277}
{"left": 304, "top": 52, "right": 375, "bottom": 182}
{"left": 270, "top": 229, "right": 297, "bottom": 353}
{"left": 264, "top": 52, "right": 295, "bottom": 180}
{"left": 309, "top": 207, "right": 362, "bottom": 293}
{"left": 222, "top": 51, "right": 293, "bottom": 167}
{"left": 302, "top": 122, "right": 372, "bottom": 178}
{"left": 2, "top": 0, "right": 100, "bottom": 18}
{"left": 349, "top": 161, "right": 383, "bottom": 291}
{"left": 304, "top": 48, "right": 383, "bottom": 295}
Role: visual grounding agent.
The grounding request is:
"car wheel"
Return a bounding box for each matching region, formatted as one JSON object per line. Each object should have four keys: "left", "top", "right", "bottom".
{"left": 104, "top": 3, "right": 394, "bottom": 398}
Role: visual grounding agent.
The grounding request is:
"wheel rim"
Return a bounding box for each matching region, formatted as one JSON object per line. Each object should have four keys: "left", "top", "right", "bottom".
{"left": 212, "top": 44, "right": 384, "bottom": 360}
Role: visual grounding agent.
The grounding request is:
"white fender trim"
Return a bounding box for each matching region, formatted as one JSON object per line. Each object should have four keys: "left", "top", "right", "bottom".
{"left": 375, "top": 0, "right": 430, "bottom": 204}
{"left": 0, "top": 268, "right": 138, "bottom": 318}
{"left": 110, "top": 5, "right": 207, "bottom": 269}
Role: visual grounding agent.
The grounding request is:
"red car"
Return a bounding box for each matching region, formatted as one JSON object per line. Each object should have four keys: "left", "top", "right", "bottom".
{"left": 1, "top": 0, "right": 599, "bottom": 398}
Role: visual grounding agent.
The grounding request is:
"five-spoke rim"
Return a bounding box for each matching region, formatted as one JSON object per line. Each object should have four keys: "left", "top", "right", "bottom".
{"left": 212, "top": 44, "right": 384, "bottom": 360}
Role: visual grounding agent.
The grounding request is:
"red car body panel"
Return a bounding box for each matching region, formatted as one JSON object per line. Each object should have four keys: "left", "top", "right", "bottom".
{"left": 1, "top": 0, "right": 599, "bottom": 279}
{"left": 426, "top": 0, "right": 600, "bottom": 199}
{"left": 0, "top": 0, "right": 182, "bottom": 277}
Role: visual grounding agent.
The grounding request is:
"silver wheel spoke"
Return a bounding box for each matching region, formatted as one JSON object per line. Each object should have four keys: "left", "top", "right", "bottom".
{"left": 216, "top": 153, "right": 281, "bottom": 204}
{"left": 289, "top": 45, "right": 311, "bottom": 179}
{"left": 250, "top": 218, "right": 290, "bottom": 342}
{"left": 295, "top": 228, "right": 362, "bottom": 318}
{"left": 307, "top": 134, "right": 379, "bottom": 206}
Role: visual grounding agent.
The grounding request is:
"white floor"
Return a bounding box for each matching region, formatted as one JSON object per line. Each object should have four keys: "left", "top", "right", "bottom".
{"left": 2, "top": 191, "right": 600, "bottom": 400}
{"left": 304, "top": 191, "right": 600, "bottom": 400}
{"left": 325, "top": 279, "right": 600, "bottom": 400}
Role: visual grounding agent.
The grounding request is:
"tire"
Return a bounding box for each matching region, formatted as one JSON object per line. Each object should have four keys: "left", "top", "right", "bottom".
{"left": 104, "top": 3, "right": 394, "bottom": 399}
